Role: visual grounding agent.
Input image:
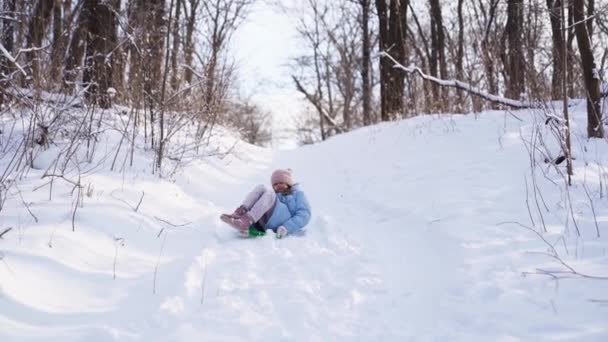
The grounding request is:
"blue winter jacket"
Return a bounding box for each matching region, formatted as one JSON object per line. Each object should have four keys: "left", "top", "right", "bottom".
{"left": 265, "top": 184, "right": 311, "bottom": 233}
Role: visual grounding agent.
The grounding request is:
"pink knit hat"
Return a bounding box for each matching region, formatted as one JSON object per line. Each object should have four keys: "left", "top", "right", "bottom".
{"left": 271, "top": 168, "right": 294, "bottom": 186}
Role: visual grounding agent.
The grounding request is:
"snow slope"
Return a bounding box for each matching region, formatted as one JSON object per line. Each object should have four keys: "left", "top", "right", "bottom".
{"left": 1, "top": 102, "right": 607, "bottom": 341}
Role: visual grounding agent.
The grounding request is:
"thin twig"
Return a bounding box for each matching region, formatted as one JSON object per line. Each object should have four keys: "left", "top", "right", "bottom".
{"left": 582, "top": 182, "right": 600, "bottom": 238}
{"left": 524, "top": 174, "right": 536, "bottom": 227}
{"left": 113, "top": 237, "right": 125, "bottom": 280}
{"left": 153, "top": 216, "right": 192, "bottom": 227}
{"left": 42, "top": 173, "right": 79, "bottom": 187}
{"left": 15, "top": 185, "right": 38, "bottom": 223}
{"left": 153, "top": 232, "right": 168, "bottom": 294}
{"left": 500, "top": 221, "right": 608, "bottom": 280}
{"left": 134, "top": 191, "right": 145, "bottom": 211}
{"left": 111, "top": 190, "right": 145, "bottom": 212}
{"left": 72, "top": 176, "right": 82, "bottom": 232}
{"left": 201, "top": 264, "right": 207, "bottom": 305}
{"left": 0, "top": 227, "right": 13, "bottom": 239}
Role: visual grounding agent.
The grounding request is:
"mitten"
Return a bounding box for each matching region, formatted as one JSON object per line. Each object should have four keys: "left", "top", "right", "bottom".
{"left": 276, "top": 226, "right": 288, "bottom": 239}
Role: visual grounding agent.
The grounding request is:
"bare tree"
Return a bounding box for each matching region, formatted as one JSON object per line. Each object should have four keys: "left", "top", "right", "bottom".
{"left": 454, "top": 0, "right": 465, "bottom": 112}
{"left": 474, "top": 0, "right": 501, "bottom": 109}
{"left": 170, "top": 0, "right": 183, "bottom": 91}
{"left": 376, "top": 0, "right": 408, "bottom": 121}
{"left": 522, "top": 0, "right": 546, "bottom": 100}
{"left": 547, "top": 0, "right": 564, "bottom": 100}
{"left": 358, "top": 0, "right": 372, "bottom": 126}
{"left": 407, "top": 2, "right": 432, "bottom": 113}
{"left": 224, "top": 97, "right": 272, "bottom": 146}
{"left": 587, "top": 0, "right": 594, "bottom": 38}
{"left": 183, "top": 0, "right": 200, "bottom": 86}
{"left": 195, "top": 0, "right": 253, "bottom": 140}
{"left": 323, "top": 2, "right": 360, "bottom": 131}
{"left": 572, "top": 0, "right": 604, "bottom": 138}
{"left": 64, "top": 1, "right": 87, "bottom": 92}
{"left": 48, "top": 0, "right": 65, "bottom": 85}
{"left": 290, "top": 0, "right": 367, "bottom": 139}
{"left": 82, "top": 0, "right": 119, "bottom": 109}
{"left": 429, "top": 0, "right": 447, "bottom": 111}
{"left": 1, "top": 0, "right": 17, "bottom": 106}
{"left": 26, "top": 0, "right": 55, "bottom": 89}
{"left": 292, "top": 0, "right": 332, "bottom": 140}
{"left": 504, "top": 0, "right": 525, "bottom": 100}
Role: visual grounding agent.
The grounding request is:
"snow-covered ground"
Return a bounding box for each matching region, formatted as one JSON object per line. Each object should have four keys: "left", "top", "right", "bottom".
{"left": 1, "top": 101, "right": 607, "bottom": 341}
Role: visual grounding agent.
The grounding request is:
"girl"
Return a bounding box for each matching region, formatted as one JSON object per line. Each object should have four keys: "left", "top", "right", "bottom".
{"left": 220, "top": 169, "right": 311, "bottom": 238}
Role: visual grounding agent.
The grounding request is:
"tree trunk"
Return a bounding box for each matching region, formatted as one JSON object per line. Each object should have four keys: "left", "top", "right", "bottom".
{"left": 360, "top": 0, "right": 371, "bottom": 126}
{"left": 170, "top": 0, "right": 183, "bottom": 91}
{"left": 127, "top": 0, "right": 143, "bottom": 107}
{"left": 26, "top": 0, "right": 55, "bottom": 89}
{"left": 406, "top": 24, "right": 431, "bottom": 113}
{"left": 375, "top": 0, "right": 408, "bottom": 121}
{"left": 375, "top": 0, "right": 389, "bottom": 121}
{"left": 111, "top": 0, "right": 124, "bottom": 103}
{"left": 64, "top": 1, "right": 88, "bottom": 92}
{"left": 505, "top": 0, "right": 525, "bottom": 100}
{"left": 183, "top": 0, "right": 200, "bottom": 85}
{"left": 572, "top": 0, "right": 604, "bottom": 138}
{"left": 567, "top": 2, "right": 576, "bottom": 97}
{"left": 523, "top": 0, "right": 543, "bottom": 100}
{"left": 49, "top": 0, "right": 63, "bottom": 85}
{"left": 1, "top": 0, "right": 16, "bottom": 106}
{"left": 429, "top": 0, "right": 446, "bottom": 111}
{"left": 428, "top": 1, "right": 439, "bottom": 109}
{"left": 455, "top": 0, "right": 465, "bottom": 112}
{"left": 146, "top": 0, "right": 166, "bottom": 115}
{"left": 82, "top": 0, "right": 118, "bottom": 108}
{"left": 480, "top": 0, "right": 500, "bottom": 109}
{"left": 547, "top": 0, "right": 564, "bottom": 100}
{"left": 587, "top": 0, "right": 594, "bottom": 38}
{"left": 387, "top": 0, "right": 406, "bottom": 118}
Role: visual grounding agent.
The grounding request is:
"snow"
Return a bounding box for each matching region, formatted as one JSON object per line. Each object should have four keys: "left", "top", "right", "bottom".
{"left": 1, "top": 101, "right": 607, "bottom": 341}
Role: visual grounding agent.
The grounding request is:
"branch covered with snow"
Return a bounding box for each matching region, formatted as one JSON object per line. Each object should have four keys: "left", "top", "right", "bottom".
{"left": 0, "top": 42, "right": 27, "bottom": 76}
{"left": 380, "top": 52, "right": 534, "bottom": 109}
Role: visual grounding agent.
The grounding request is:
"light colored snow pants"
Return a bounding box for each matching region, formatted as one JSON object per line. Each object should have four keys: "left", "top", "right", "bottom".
{"left": 241, "top": 185, "right": 276, "bottom": 222}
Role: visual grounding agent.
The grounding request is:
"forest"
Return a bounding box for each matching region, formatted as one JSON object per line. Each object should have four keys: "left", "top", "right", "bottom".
{"left": 0, "top": 0, "right": 607, "bottom": 161}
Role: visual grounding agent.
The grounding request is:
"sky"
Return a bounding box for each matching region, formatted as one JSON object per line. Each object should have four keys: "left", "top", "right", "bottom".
{"left": 1, "top": 97, "right": 607, "bottom": 340}
{"left": 232, "top": 0, "right": 304, "bottom": 147}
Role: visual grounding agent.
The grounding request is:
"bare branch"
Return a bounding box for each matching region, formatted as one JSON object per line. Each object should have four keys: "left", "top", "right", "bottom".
{"left": 498, "top": 221, "right": 608, "bottom": 280}
{"left": 111, "top": 190, "right": 145, "bottom": 212}
{"left": 0, "top": 227, "right": 13, "bottom": 239}
{"left": 154, "top": 216, "right": 192, "bottom": 227}
{"left": 380, "top": 51, "right": 534, "bottom": 109}
{"left": 292, "top": 75, "right": 343, "bottom": 132}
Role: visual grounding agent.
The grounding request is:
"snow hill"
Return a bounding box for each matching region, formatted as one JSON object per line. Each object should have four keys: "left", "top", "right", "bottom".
{"left": 1, "top": 101, "right": 607, "bottom": 341}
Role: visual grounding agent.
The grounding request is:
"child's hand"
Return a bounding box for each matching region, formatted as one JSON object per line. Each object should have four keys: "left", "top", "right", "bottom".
{"left": 276, "top": 226, "right": 288, "bottom": 239}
